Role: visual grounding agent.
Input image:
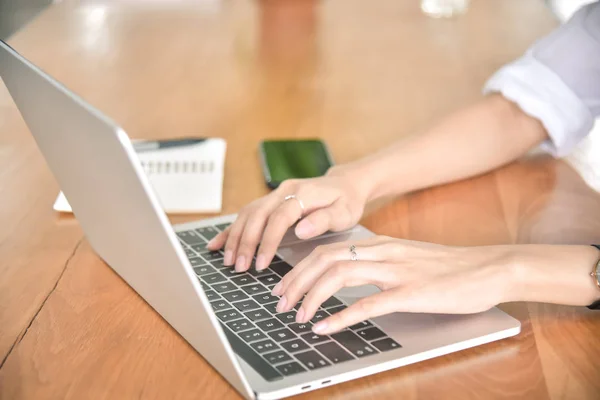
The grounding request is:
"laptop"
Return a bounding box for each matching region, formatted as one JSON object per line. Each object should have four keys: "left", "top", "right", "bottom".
{"left": 0, "top": 40, "right": 520, "bottom": 399}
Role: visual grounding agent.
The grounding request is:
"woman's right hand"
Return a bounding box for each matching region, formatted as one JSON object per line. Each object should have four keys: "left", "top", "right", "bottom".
{"left": 206, "top": 165, "right": 371, "bottom": 272}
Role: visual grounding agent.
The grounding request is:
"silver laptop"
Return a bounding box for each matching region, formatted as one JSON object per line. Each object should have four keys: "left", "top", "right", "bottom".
{"left": 0, "top": 40, "right": 520, "bottom": 399}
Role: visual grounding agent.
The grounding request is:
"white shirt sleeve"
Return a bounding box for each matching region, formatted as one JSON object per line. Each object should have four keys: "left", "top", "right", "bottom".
{"left": 483, "top": 2, "right": 600, "bottom": 158}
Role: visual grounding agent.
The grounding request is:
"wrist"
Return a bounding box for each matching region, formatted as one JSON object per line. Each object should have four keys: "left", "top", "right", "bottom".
{"left": 502, "top": 245, "right": 600, "bottom": 306}
{"left": 326, "top": 162, "right": 381, "bottom": 203}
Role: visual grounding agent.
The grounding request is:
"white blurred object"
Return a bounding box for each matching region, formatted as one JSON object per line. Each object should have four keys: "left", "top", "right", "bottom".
{"left": 548, "top": 0, "right": 600, "bottom": 193}
{"left": 548, "top": 0, "right": 597, "bottom": 21}
{"left": 421, "top": 0, "right": 470, "bottom": 18}
{"left": 54, "top": 138, "right": 227, "bottom": 214}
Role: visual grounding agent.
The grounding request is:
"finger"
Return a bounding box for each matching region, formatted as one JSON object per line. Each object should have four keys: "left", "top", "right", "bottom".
{"left": 274, "top": 239, "right": 388, "bottom": 313}
{"left": 312, "top": 289, "right": 401, "bottom": 335}
{"left": 294, "top": 200, "right": 354, "bottom": 240}
{"left": 272, "top": 242, "right": 347, "bottom": 312}
{"left": 272, "top": 236, "right": 390, "bottom": 298}
{"left": 223, "top": 214, "right": 249, "bottom": 266}
{"left": 297, "top": 261, "right": 383, "bottom": 323}
{"left": 234, "top": 211, "right": 270, "bottom": 272}
{"left": 256, "top": 183, "right": 345, "bottom": 269}
{"left": 206, "top": 227, "right": 230, "bottom": 251}
{"left": 255, "top": 200, "right": 304, "bottom": 271}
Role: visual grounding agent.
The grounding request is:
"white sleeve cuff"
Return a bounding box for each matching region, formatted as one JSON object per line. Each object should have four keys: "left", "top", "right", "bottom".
{"left": 483, "top": 55, "right": 594, "bottom": 158}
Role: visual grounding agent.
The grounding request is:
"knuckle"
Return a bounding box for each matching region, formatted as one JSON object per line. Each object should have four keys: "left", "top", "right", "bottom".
{"left": 267, "top": 210, "right": 289, "bottom": 225}
{"left": 284, "top": 280, "right": 302, "bottom": 299}
{"left": 355, "top": 298, "right": 375, "bottom": 316}
{"left": 278, "top": 179, "right": 296, "bottom": 191}
{"left": 329, "top": 262, "right": 346, "bottom": 277}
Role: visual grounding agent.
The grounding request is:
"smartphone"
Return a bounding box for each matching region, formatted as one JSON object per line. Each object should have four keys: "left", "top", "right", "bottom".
{"left": 259, "top": 139, "right": 334, "bottom": 189}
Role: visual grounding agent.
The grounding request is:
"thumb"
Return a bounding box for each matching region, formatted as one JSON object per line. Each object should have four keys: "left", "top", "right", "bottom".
{"left": 295, "top": 201, "right": 354, "bottom": 239}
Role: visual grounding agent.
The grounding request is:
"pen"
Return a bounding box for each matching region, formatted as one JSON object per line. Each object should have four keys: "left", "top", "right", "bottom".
{"left": 133, "top": 138, "right": 206, "bottom": 153}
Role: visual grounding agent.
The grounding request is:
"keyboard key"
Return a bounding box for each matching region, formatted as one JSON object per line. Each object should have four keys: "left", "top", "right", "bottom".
{"left": 247, "top": 267, "right": 273, "bottom": 277}
{"left": 321, "top": 297, "right": 344, "bottom": 309}
{"left": 177, "top": 230, "right": 205, "bottom": 245}
{"left": 184, "top": 248, "right": 197, "bottom": 258}
{"left": 275, "top": 311, "right": 297, "bottom": 324}
{"left": 210, "top": 300, "right": 230, "bottom": 311}
{"left": 276, "top": 361, "right": 306, "bottom": 376}
{"left": 253, "top": 293, "right": 279, "bottom": 305}
{"left": 263, "top": 302, "right": 279, "bottom": 314}
{"left": 201, "top": 272, "right": 227, "bottom": 285}
{"left": 201, "top": 250, "right": 224, "bottom": 261}
{"left": 315, "top": 342, "right": 354, "bottom": 364}
{"left": 268, "top": 328, "right": 297, "bottom": 343}
{"left": 244, "top": 309, "right": 271, "bottom": 321}
{"left": 215, "top": 223, "right": 231, "bottom": 232}
{"left": 294, "top": 350, "right": 331, "bottom": 370}
{"left": 220, "top": 323, "right": 283, "bottom": 382}
{"left": 204, "top": 290, "right": 221, "bottom": 301}
{"left": 227, "top": 319, "right": 255, "bottom": 333}
{"left": 212, "top": 282, "right": 237, "bottom": 293}
{"left": 241, "top": 284, "right": 268, "bottom": 295}
{"left": 255, "top": 318, "right": 284, "bottom": 332}
{"left": 239, "top": 329, "right": 267, "bottom": 343}
{"left": 200, "top": 282, "right": 209, "bottom": 291}
{"left": 263, "top": 350, "right": 293, "bottom": 365}
{"left": 233, "top": 300, "right": 261, "bottom": 312}
{"left": 280, "top": 338, "right": 309, "bottom": 353}
{"left": 356, "top": 327, "right": 386, "bottom": 341}
{"left": 257, "top": 274, "right": 281, "bottom": 287}
{"left": 371, "top": 338, "right": 402, "bottom": 352}
{"left": 193, "top": 265, "right": 216, "bottom": 276}
{"left": 301, "top": 332, "right": 330, "bottom": 345}
{"left": 231, "top": 275, "right": 257, "bottom": 286}
{"left": 219, "top": 267, "right": 241, "bottom": 278}
{"left": 250, "top": 339, "right": 279, "bottom": 354}
{"left": 188, "top": 257, "right": 205, "bottom": 267}
{"left": 211, "top": 259, "right": 229, "bottom": 269}
{"left": 349, "top": 321, "right": 372, "bottom": 330}
{"left": 311, "top": 310, "right": 330, "bottom": 324}
{"left": 327, "top": 305, "right": 347, "bottom": 314}
{"left": 270, "top": 261, "right": 293, "bottom": 277}
{"left": 216, "top": 309, "right": 243, "bottom": 322}
{"left": 222, "top": 290, "right": 249, "bottom": 303}
{"left": 331, "top": 331, "right": 378, "bottom": 358}
{"left": 196, "top": 226, "right": 219, "bottom": 240}
{"left": 288, "top": 322, "right": 312, "bottom": 334}
{"left": 191, "top": 243, "right": 209, "bottom": 254}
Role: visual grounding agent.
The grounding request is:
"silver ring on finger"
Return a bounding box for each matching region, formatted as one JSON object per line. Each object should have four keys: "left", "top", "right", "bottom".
{"left": 349, "top": 245, "right": 358, "bottom": 261}
{"left": 284, "top": 194, "right": 305, "bottom": 218}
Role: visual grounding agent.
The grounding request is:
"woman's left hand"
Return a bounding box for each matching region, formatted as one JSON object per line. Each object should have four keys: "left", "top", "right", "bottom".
{"left": 271, "top": 236, "right": 518, "bottom": 335}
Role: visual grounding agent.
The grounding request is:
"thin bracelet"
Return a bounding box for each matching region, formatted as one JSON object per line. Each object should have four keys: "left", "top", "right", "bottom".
{"left": 588, "top": 245, "right": 600, "bottom": 310}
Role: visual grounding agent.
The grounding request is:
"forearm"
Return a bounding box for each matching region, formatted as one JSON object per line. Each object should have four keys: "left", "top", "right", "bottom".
{"left": 340, "top": 94, "right": 548, "bottom": 201}
{"left": 504, "top": 245, "right": 600, "bottom": 307}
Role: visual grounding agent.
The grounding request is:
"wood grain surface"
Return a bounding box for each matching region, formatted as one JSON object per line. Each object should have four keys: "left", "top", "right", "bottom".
{"left": 1, "top": 0, "right": 599, "bottom": 399}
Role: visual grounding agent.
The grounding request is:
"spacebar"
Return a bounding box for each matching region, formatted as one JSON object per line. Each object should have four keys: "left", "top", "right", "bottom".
{"left": 220, "top": 323, "right": 283, "bottom": 382}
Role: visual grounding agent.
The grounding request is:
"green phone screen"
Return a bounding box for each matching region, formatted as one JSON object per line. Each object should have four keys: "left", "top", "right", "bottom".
{"left": 262, "top": 140, "right": 333, "bottom": 187}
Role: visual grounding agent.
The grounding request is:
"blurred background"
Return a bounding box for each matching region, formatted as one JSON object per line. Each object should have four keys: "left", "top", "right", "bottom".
{"left": 0, "top": 0, "right": 597, "bottom": 41}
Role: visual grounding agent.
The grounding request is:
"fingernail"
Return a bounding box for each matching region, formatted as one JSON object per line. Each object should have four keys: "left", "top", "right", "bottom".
{"left": 256, "top": 254, "right": 266, "bottom": 270}
{"left": 276, "top": 296, "right": 287, "bottom": 313}
{"left": 207, "top": 238, "right": 216, "bottom": 249}
{"left": 313, "top": 321, "right": 328, "bottom": 334}
{"left": 235, "top": 255, "right": 246, "bottom": 272}
{"left": 296, "top": 307, "right": 305, "bottom": 323}
{"left": 224, "top": 250, "right": 233, "bottom": 266}
{"left": 295, "top": 220, "right": 315, "bottom": 239}
{"left": 271, "top": 282, "right": 283, "bottom": 296}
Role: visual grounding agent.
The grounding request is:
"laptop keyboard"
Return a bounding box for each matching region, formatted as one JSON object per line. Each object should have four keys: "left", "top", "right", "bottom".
{"left": 177, "top": 224, "right": 401, "bottom": 382}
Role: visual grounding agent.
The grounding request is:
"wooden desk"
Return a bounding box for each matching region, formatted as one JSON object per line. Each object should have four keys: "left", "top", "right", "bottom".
{"left": 1, "top": 0, "right": 599, "bottom": 398}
